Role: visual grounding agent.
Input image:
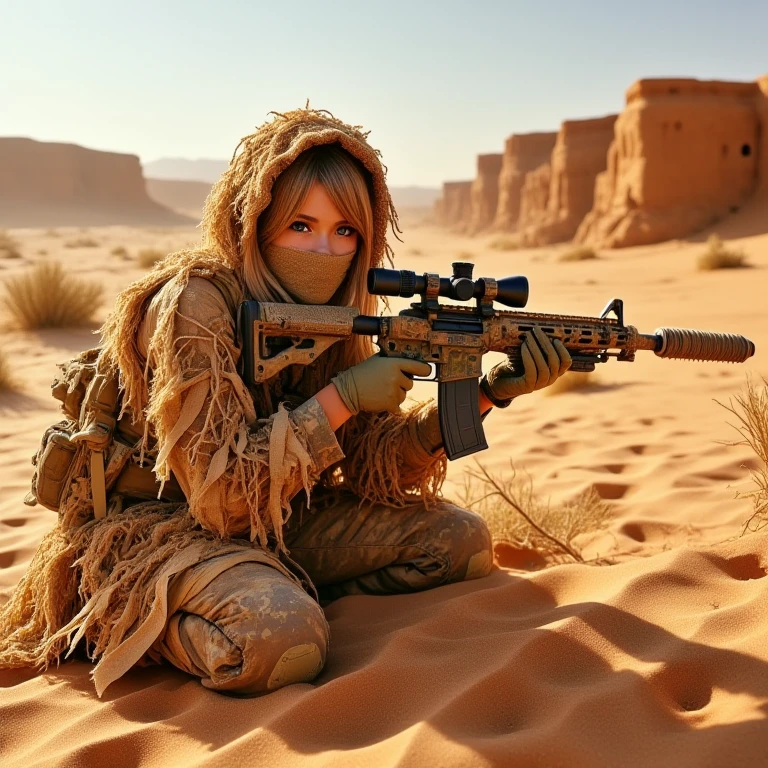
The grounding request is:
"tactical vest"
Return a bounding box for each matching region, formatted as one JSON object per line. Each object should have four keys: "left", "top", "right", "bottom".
{"left": 25, "top": 347, "right": 183, "bottom": 520}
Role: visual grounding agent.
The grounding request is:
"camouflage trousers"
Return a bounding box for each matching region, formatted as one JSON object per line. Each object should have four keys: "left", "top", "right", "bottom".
{"left": 155, "top": 493, "right": 493, "bottom": 695}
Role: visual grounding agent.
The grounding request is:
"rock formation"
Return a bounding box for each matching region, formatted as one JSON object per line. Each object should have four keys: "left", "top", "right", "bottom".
{"left": 518, "top": 115, "right": 617, "bottom": 245}
{"left": 436, "top": 180, "right": 473, "bottom": 231}
{"left": 146, "top": 178, "right": 212, "bottom": 219}
{"left": 517, "top": 164, "right": 551, "bottom": 235}
{"left": 576, "top": 78, "right": 765, "bottom": 247}
{"left": 493, "top": 132, "right": 557, "bottom": 231}
{"left": 756, "top": 75, "right": 768, "bottom": 196}
{"left": 0, "top": 138, "right": 194, "bottom": 227}
{"left": 467, "top": 154, "right": 503, "bottom": 234}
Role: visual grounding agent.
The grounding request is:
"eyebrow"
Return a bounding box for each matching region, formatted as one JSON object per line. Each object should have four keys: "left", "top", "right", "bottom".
{"left": 296, "top": 213, "right": 351, "bottom": 226}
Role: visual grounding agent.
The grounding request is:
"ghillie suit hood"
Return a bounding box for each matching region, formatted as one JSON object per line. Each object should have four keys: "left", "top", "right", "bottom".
{"left": 101, "top": 105, "right": 402, "bottom": 438}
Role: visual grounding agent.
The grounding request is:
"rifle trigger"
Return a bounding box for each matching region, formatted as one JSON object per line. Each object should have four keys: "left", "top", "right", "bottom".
{"left": 404, "top": 363, "right": 438, "bottom": 382}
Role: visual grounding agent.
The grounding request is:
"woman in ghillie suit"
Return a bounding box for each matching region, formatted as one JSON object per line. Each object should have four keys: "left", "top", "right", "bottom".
{"left": 0, "top": 107, "right": 571, "bottom": 697}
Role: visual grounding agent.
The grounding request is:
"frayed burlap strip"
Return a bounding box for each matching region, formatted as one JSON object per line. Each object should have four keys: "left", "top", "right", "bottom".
{"left": 338, "top": 403, "right": 448, "bottom": 508}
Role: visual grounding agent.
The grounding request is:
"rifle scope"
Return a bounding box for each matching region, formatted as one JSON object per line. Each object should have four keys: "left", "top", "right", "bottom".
{"left": 367, "top": 262, "right": 529, "bottom": 308}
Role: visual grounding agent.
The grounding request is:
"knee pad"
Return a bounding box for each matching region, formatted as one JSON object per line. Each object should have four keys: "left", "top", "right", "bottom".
{"left": 174, "top": 562, "right": 329, "bottom": 696}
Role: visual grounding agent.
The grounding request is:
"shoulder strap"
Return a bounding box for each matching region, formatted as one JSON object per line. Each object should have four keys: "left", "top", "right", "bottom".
{"left": 70, "top": 368, "right": 120, "bottom": 519}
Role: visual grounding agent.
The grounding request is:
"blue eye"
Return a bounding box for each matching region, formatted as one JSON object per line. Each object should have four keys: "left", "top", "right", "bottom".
{"left": 290, "top": 221, "right": 310, "bottom": 232}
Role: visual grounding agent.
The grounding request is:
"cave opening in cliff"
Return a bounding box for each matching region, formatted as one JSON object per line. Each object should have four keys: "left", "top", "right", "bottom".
{"left": 741, "top": 144, "right": 752, "bottom": 157}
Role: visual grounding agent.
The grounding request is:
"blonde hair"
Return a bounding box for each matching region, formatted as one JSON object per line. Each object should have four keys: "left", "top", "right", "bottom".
{"left": 245, "top": 144, "right": 378, "bottom": 369}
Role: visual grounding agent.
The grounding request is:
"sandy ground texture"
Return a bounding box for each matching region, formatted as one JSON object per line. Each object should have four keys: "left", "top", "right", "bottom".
{"left": 0, "top": 207, "right": 767, "bottom": 766}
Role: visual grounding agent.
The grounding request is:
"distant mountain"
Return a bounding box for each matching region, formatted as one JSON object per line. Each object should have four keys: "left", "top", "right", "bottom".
{"left": 0, "top": 138, "right": 194, "bottom": 227}
{"left": 143, "top": 158, "right": 229, "bottom": 183}
{"left": 143, "top": 158, "right": 440, "bottom": 210}
{"left": 389, "top": 186, "right": 440, "bottom": 209}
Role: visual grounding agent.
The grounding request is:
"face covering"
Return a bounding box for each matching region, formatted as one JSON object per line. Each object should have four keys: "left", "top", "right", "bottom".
{"left": 262, "top": 244, "right": 356, "bottom": 304}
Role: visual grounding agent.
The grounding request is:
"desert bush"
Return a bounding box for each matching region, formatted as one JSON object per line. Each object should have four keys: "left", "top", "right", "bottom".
{"left": 559, "top": 246, "right": 598, "bottom": 262}
{"left": 65, "top": 236, "right": 100, "bottom": 248}
{"left": 457, "top": 460, "right": 612, "bottom": 563}
{"left": 37, "top": 249, "right": 47, "bottom": 256}
{"left": 457, "top": 250, "right": 475, "bottom": 261}
{"left": 137, "top": 248, "right": 165, "bottom": 268}
{"left": 0, "top": 351, "right": 15, "bottom": 391}
{"left": 719, "top": 378, "right": 768, "bottom": 533}
{"left": 545, "top": 371, "right": 600, "bottom": 396}
{"left": 408, "top": 247, "right": 423, "bottom": 256}
{"left": 2, "top": 261, "right": 104, "bottom": 329}
{"left": 111, "top": 246, "right": 130, "bottom": 259}
{"left": 489, "top": 235, "right": 520, "bottom": 251}
{"left": 698, "top": 234, "right": 749, "bottom": 271}
{"left": 0, "top": 231, "right": 22, "bottom": 259}
{"left": 44, "top": 229, "right": 60, "bottom": 238}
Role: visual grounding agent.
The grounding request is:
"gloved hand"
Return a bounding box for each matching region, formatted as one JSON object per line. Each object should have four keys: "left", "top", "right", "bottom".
{"left": 483, "top": 325, "right": 572, "bottom": 404}
{"left": 331, "top": 356, "right": 432, "bottom": 415}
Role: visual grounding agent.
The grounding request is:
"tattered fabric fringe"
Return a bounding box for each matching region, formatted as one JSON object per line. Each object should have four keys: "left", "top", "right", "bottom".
{"left": 0, "top": 526, "right": 81, "bottom": 670}
{"left": 339, "top": 402, "right": 447, "bottom": 508}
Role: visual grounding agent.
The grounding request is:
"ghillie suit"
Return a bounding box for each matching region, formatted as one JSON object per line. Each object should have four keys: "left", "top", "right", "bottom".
{"left": 0, "top": 108, "right": 492, "bottom": 696}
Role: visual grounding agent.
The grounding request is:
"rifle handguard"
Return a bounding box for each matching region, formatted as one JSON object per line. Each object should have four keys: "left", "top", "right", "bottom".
{"left": 479, "top": 375, "right": 514, "bottom": 409}
{"left": 654, "top": 328, "right": 755, "bottom": 363}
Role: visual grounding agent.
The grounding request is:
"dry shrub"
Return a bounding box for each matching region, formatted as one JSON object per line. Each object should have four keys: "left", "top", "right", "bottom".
{"left": 408, "top": 247, "right": 423, "bottom": 256}
{"left": 559, "top": 246, "right": 598, "bottom": 262}
{"left": 545, "top": 371, "right": 601, "bottom": 396}
{"left": 45, "top": 229, "right": 60, "bottom": 238}
{"left": 457, "top": 461, "right": 612, "bottom": 563}
{"left": 111, "top": 246, "right": 130, "bottom": 259}
{"left": 65, "top": 236, "right": 100, "bottom": 248}
{"left": 137, "top": 248, "right": 165, "bottom": 268}
{"left": 2, "top": 261, "right": 104, "bottom": 329}
{"left": 0, "top": 351, "right": 15, "bottom": 391}
{"left": 718, "top": 377, "right": 768, "bottom": 533}
{"left": 489, "top": 235, "right": 520, "bottom": 251}
{"left": 0, "top": 231, "right": 22, "bottom": 259}
{"left": 698, "top": 234, "right": 749, "bottom": 271}
{"left": 37, "top": 249, "right": 47, "bottom": 256}
{"left": 456, "top": 250, "right": 475, "bottom": 261}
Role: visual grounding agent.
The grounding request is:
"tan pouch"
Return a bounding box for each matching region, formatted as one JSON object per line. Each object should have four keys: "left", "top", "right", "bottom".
{"left": 27, "top": 420, "right": 84, "bottom": 511}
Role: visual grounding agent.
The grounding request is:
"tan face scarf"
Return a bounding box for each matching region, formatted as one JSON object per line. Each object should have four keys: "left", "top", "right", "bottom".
{"left": 262, "top": 244, "right": 356, "bottom": 304}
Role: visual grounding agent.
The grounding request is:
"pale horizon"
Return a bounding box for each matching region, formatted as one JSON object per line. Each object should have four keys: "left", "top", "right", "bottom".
{"left": 2, "top": 0, "right": 766, "bottom": 186}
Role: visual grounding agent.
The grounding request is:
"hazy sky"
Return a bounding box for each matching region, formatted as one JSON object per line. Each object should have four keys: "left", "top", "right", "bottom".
{"left": 2, "top": 0, "right": 766, "bottom": 186}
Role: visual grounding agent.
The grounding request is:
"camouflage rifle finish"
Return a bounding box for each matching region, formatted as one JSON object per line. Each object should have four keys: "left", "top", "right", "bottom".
{"left": 239, "top": 263, "right": 755, "bottom": 460}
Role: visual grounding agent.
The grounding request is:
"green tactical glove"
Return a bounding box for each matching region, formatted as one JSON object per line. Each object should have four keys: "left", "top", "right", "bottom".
{"left": 482, "top": 325, "right": 572, "bottom": 406}
{"left": 332, "top": 356, "right": 432, "bottom": 415}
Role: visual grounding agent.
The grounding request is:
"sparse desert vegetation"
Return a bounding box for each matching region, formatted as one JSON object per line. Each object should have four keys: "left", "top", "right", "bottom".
{"left": 458, "top": 461, "right": 612, "bottom": 564}
{"left": 0, "top": 351, "right": 15, "bottom": 391}
{"left": 2, "top": 261, "right": 104, "bottom": 329}
{"left": 64, "top": 236, "right": 100, "bottom": 248}
{"left": 0, "top": 230, "right": 22, "bottom": 259}
{"left": 111, "top": 245, "right": 130, "bottom": 259}
{"left": 719, "top": 378, "right": 768, "bottom": 533}
{"left": 489, "top": 235, "right": 520, "bottom": 251}
{"left": 559, "top": 245, "right": 598, "bottom": 262}
{"left": 697, "top": 234, "right": 750, "bottom": 271}
{"left": 137, "top": 248, "right": 165, "bottom": 268}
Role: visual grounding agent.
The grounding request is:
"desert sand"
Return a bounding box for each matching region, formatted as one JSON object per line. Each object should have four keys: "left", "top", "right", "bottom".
{"left": 1, "top": 207, "right": 767, "bottom": 766}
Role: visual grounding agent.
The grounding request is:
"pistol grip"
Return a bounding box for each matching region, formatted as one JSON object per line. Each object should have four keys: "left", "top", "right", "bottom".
{"left": 437, "top": 378, "right": 489, "bottom": 460}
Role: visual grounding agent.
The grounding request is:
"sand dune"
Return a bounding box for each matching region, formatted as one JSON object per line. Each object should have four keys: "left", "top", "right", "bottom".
{"left": 0, "top": 221, "right": 766, "bottom": 766}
